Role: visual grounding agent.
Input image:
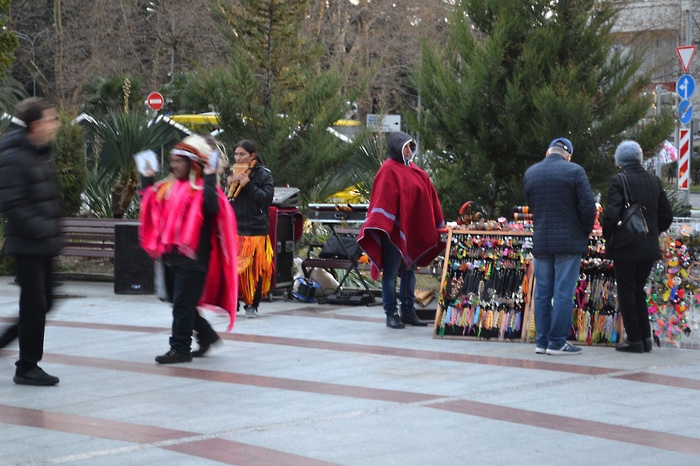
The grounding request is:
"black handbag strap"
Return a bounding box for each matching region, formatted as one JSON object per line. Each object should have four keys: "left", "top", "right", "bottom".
{"left": 618, "top": 173, "right": 634, "bottom": 206}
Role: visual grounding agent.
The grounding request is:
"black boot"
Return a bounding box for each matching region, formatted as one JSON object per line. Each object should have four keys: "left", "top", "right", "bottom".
{"left": 192, "top": 333, "right": 221, "bottom": 357}
{"left": 643, "top": 337, "right": 653, "bottom": 353}
{"left": 615, "top": 340, "right": 644, "bottom": 353}
{"left": 401, "top": 311, "right": 428, "bottom": 327}
{"left": 386, "top": 313, "right": 405, "bottom": 329}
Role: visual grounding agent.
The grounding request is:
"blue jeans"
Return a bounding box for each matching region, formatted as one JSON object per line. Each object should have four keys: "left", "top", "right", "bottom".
{"left": 533, "top": 254, "right": 581, "bottom": 350}
{"left": 381, "top": 234, "right": 416, "bottom": 317}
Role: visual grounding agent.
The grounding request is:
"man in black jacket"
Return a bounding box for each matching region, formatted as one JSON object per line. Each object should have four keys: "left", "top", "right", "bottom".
{"left": 524, "top": 137, "right": 596, "bottom": 355}
{"left": 0, "top": 98, "right": 62, "bottom": 385}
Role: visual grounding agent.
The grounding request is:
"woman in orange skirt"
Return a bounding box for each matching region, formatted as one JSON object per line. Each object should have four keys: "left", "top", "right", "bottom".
{"left": 228, "top": 140, "right": 275, "bottom": 317}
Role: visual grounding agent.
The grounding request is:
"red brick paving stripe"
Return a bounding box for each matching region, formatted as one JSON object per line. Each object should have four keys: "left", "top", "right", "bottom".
{"left": 4, "top": 350, "right": 700, "bottom": 457}
{"left": 0, "top": 404, "right": 339, "bottom": 465}
{"left": 228, "top": 333, "right": 617, "bottom": 375}
{"left": 37, "top": 319, "right": 617, "bottom": 376}
{"left": 429, "top": 399, "right": 700, "bottom": 456}
{"left": 163, "top": 438, "right": 338, "bottom": 466}
{"left": 37, "top": 353, "right": 442, "bottom": 404}
{"left": 615, "top": 372, "right": 700, "bottom": 390}
{"left": 0, "top": 404, "right": 191, "bottom": 443}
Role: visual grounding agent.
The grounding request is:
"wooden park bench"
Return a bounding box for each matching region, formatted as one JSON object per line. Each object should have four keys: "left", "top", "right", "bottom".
{"left": 61, "top": 217, "right": 135, "bottom": 259}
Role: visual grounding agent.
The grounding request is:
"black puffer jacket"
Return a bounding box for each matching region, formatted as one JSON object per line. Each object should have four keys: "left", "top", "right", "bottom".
{"left": 0, "top": 129, "right": 63, "bottom": 256}
{"left": 602, "top": 164, "right": 673, "bottom": 262}
{"left": 523, "top": 153, "right": 597, "bottom": 256}
{"left": 231, "top": 164, "right": 274, "bottom": 236}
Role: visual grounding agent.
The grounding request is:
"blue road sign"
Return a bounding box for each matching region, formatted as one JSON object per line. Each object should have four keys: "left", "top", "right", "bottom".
{"left": 677, "top": 74, "right": 696, "bottom": 100}
{"left": 679, "top": 99, "right": 694, "bottom": 125}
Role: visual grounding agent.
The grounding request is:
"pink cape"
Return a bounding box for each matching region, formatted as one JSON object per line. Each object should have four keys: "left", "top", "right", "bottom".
{"left": 139, "top": 179, "right": 238, "bottom": 330}
{"left": 357, "top": 159, "right": 445, "bottom": 280}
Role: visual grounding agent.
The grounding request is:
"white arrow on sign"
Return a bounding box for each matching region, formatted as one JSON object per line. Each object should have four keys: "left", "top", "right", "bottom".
{"left": 677, "top": 45, "right": 697, "bottom": 73}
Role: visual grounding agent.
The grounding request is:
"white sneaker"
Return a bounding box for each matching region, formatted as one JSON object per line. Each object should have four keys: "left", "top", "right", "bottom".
{"left": 244, "top": 306, "right": 258, "bottom": 318}
{"left": 535, "top": 346, "right": 546, "bottom": 354}
{"left": 546, "top": 342, "right": 582, "bottom": 355}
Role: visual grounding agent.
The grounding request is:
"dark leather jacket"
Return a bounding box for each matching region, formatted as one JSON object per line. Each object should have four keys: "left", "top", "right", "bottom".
{"left": 231, "top": 164, "right": 274, "bottom": 236}
{"left": 0, "top": 129, "right": 63, "bottom": 256}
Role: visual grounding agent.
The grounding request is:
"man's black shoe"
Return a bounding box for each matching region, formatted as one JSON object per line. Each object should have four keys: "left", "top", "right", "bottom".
{"left": 155, "top": 349, "right": 193, "bottom": 364}
{"left": 615, "top": 340, "right": 644, "bottom": 353}
{"left": 401, "top": 312, "right": 428, "bottom": 326}
{"left": 386, "top": 313, "right": 405, "bottom": 329}
{"left": 192, "top": 334, "right": 221, "bottom": 357}
{"left": 13, "top": 366, "right": 59, "bottom": 386}
{"left": 643, "top": 337, "right": 653, "bottom": 353}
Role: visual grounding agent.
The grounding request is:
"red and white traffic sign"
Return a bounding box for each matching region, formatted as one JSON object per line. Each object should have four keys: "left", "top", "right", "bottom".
{"left": 146, "top": 92, "right": 164, "bottom": 111}
{"left": 678, "top": 128, "right": 691, "bottom": 190}
{"left": 677, "top": 46, "right": 697, "bottom": 73}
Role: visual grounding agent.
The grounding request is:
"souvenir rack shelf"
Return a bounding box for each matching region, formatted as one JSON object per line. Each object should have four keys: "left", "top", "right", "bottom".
{"left": 558, "top": 235, "right": 623, "bottom": 346}
{"left": 432, "top": 229, "right": 535, "bottom": 342}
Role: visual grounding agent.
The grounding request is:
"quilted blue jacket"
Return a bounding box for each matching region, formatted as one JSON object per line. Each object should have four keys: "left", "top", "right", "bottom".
{"left": 523, "top": 154, "right": 596, "bottom": 256}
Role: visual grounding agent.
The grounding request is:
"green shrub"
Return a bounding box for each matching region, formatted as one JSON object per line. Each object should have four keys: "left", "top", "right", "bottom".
{"left": 53, "top": 110, "right": 87, "bottom": 216}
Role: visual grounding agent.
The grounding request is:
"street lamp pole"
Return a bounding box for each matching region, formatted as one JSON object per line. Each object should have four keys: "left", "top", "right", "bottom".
{"left": 15, "top": 30, "right": 49, "bottom": 97}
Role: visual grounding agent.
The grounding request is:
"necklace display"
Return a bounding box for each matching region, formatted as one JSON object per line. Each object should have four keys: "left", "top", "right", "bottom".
{"left": 436, "top": 231, "right": 533, "bottom": 341}
{"left": 567, "top": 238, "right": 622, "bottom": 345}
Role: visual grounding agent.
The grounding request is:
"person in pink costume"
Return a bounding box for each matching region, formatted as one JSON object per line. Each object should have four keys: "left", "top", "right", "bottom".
{"left": 139, "top": 135, "right": 237, "bottom": 363}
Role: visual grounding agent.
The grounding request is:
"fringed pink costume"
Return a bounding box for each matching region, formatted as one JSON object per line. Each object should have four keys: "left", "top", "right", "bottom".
{"left": 140, "top": 177, "right": 238, "bottom": 330}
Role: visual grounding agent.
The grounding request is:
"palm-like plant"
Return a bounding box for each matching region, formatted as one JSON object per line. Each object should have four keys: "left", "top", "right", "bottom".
{"left": 340, "top": 134, "right": 385, "bottom": 201}
{"left": 0, "top": 75, "right": 27, "bottom": 116}
{"left": 84, "top": 110, "right": 176, "bottom": 218}
{"left": 0, "top": 110, "right": 12, "bottom": 135}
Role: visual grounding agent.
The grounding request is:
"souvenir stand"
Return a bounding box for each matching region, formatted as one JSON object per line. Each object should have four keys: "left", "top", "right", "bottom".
{"left": 432, "top": 207, "right": 700, "bottom": 349}
{"left": 432, "top": 228, "right": 535, "bottom": 342}
{"left": 553, "top": 235, "right": 623, "bottom": 346}
{"left": 649, "top": 219, "right": 700, "bottom": 349}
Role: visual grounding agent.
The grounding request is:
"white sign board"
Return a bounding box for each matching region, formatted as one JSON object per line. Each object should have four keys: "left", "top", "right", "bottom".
{"left": 366, "top": 114, "right": 401, "bottom": 132}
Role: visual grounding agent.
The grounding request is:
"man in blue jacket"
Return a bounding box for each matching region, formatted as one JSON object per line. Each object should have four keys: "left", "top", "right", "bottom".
{"left": 523, "top": 137, "right": 596, "bottom": 355}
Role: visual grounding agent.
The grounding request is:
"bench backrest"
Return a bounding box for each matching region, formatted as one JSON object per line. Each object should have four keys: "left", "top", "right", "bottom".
{"left": 61, "top": 217, "right": 136, "bottom": 258}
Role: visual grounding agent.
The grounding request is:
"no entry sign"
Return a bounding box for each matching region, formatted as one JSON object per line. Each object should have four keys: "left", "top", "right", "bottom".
{"left": 146, "top": 92, "right": 164, "bottom": 111}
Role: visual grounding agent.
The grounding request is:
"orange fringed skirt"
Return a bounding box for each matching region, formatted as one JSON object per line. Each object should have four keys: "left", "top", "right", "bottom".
{"left": 236, "top": 235, "right": 274, "bottom": 305}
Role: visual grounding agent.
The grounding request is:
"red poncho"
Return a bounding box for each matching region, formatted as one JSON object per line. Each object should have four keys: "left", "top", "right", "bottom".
{"left": 358, "top": 158, "right": 445, "bottom": 280}
{"left": 139, "top": 178, "right": 238, "bottom": 330}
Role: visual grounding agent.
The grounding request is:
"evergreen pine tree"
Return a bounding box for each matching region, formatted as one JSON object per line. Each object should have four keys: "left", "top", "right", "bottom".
{"left": 414, "top": 0, "right": 675, "bottom": 218}
{"left": 0, "top": 0, "right": 17, "bottom": 75}
{"left": 0, "top": 0, "right": 23, "bottom": 113}
{"left": 190, "top": 0, "right": 365, "bottom": 197}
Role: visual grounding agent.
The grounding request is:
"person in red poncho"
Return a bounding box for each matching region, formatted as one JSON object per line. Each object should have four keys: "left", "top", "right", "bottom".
{"left": 139, "top": 135, "right": 237, "bottom": 364}
{"left": 358, "top": 132, "right": 445, "bottom": 329}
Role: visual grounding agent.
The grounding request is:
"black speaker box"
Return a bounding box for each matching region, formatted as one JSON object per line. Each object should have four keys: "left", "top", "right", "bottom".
{"left": 274, "top": 214, "right": 295, "bottom": 289}
{"left": 114, "top": 223, "right": 154, "bottom": 294}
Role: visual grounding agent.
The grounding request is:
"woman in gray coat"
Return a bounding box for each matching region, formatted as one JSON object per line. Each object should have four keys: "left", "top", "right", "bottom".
{"left": 602, "top": 140, "right": 673, "bottom": 353}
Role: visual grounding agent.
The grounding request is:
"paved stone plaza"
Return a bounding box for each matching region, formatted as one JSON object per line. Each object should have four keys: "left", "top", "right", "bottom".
{"left": 1, "top": 277, "right": 700, "bottom": 465}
